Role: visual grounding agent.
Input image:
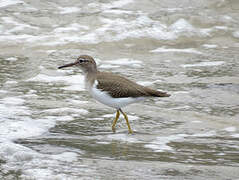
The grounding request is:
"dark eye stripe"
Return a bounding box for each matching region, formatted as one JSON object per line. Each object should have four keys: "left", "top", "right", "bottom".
{"left": 79, "top": 59, "right": 85, "bottom": 63}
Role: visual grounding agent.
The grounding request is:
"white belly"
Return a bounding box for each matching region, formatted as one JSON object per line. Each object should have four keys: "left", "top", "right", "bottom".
{"left": 88, "top": 81, "right": 145, "bottom": 109}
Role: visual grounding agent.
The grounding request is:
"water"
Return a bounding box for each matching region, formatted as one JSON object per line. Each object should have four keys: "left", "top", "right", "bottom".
{"left": 0, "top": 0, "right": 239, "bottom": 179}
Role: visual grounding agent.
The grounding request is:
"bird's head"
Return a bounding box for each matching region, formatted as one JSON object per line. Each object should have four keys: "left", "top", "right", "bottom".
{"left": 58, "top": 55, "right": 97, "bottom": 73}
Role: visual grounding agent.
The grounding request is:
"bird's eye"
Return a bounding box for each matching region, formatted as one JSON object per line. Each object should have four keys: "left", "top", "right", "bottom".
{"left": 79, "top": 59, "right": 84, "bottom": 63}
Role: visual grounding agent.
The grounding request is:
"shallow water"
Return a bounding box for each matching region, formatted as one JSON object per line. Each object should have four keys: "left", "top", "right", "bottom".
{"left": 0, "top": 0, "right": 239, "bottom": 179}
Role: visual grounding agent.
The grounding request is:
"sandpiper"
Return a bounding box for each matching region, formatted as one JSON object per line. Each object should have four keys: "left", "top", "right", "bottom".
{"left": 58, "top": 55, "right": 170, "bottom": 133}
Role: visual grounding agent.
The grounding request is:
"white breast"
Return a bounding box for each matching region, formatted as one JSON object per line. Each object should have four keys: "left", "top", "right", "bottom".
{"left": 87, "top": 80, "right": 145, "bottom": 109}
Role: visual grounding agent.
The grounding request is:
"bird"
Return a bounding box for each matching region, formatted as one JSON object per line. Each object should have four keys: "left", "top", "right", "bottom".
{"left": 58, "top": 55, "right": 170, "bottom": 134}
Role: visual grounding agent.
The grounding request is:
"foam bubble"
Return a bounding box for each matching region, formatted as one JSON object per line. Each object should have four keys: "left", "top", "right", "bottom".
{"left": 44, "top": 115, "right": 74, "bottom": 122}
{"left": 202, "top": 44, "right": 218, "bottom": 49}
{"left": 54, "top": 23, "right": 89, "bottom": 33}
{"left": 105, "top": 58, "right": 142, "bottom": 67}
{"left": 169, "top": 18, "right": 194, "bottom": 33}
{"left": 62, "top": 85, "right": 85, "bottom": 91}
{"left": 2, "top": 17, "right": 38, "bottom": 34}
{"left": 145, "top": 134, "right": 188, "bottom": 152}
{"left": 181, "top": 61, "right": 225, "bottom": 68}
{"left": 51, "top": 152, "right": 78, "bottom": 162}
{"left": 137, "top": 81, "right": 155, "bottom": 86}
{"left": 102, "top": 113, "right": 139, "bottom": 121}
{"left": 103, "top": 9, "right": 133, "bottom": 14}
{"left": 106, "top": 134, "right": 139, "bottom": 143}
{"left": 1, "top": 96, "right": 25, "bottom": 105}
{"left": 43, "top": 107, "right": 88, "bottom": 115}
{"left": 224, "top": 127, "right": 236, "bottom": 132}
{"left": 58, "top": 7, "right": 81, "bottom": 14}
{"left": 231, "top": 134, "right": 239, "bottom": 138}
{"left": 0, "top": 0, "right": 23, "bottom": 8}
{"left": 28, "top": 74, "right": 84, "bottom": 86}
{"left": 5, "top": 57, "right": 18, "bottom": 61}
{"left": 151, "top": 47, "right": 202, "bottom": 54}
{"left": 102, "top": 114, "right": 114, "bottom": 118}
{"left": 233, "top": 31, "right": 239, "bottom": 38}
{"left": 0, "top": 118, "right": 52, "bottom": 141}
{"left": 214, "top": 26, "right": 228, "bottom": 30}
{"left": 192, "top": 131, "right": 216, "bottom": 137}
{"left": 102, "top": 0, "right": 134, "bottom": 9}
{"left": 99, "top": 64, "right": 120, "bottom": 69}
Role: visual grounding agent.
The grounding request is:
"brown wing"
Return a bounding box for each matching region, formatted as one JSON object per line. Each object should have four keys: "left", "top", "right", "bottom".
{"left": 96, "top": 72, "right": 149, "bottom": 98}
{"left": 96, "top": 72, "right": 170, "bottom": 98}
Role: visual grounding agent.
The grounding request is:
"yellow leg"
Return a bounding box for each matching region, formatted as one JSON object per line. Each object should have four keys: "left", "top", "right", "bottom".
{"left": 119, "top": 109, "right": 133, "bottom": 134}
{"left": 112, "top": 110, "right": 120, "bottom": 133}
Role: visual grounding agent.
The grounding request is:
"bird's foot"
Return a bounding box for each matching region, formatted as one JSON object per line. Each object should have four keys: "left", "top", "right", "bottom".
{"left": 112, "top": 126, "right": 116, "bottom": 133}
{"left": 128, "top": 129, "right": 133, "bottom": 134}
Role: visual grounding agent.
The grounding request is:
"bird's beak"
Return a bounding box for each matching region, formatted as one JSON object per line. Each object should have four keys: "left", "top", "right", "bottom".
{"left": 58, "top": 62, "right": 77, "bottom": 69}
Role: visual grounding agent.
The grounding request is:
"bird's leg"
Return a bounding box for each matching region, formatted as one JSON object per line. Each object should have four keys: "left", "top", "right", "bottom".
{"left": 119, "top": 109, "right": 133, "bottom": 134}
{"left": 112, "top": 110, "right": 120, "bottom": 133}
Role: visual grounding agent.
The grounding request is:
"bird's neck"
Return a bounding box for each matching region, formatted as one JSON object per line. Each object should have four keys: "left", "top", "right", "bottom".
{"left": 84, "top": 70, "right": 98, "bottom": 88}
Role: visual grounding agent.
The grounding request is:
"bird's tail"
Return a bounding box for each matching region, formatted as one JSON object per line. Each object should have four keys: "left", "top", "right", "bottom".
{"left": 145, "top": 88, "right": 171, "bottom": 97}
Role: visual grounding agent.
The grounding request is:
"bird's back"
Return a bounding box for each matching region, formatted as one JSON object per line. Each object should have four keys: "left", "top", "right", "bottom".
{"left": 95, "top": 71, "right": 170, "bottom": 98}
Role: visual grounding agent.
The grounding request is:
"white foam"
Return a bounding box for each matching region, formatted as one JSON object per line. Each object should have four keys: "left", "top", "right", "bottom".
{"left": 103, "top": 9, "right": 133, "bottom": 15}
{"left": 62, "top": 84, "right": 85, "bottom": 91}
{"left": 102, "top": 114, "right": 115, "bottom": 118}
{"left": 0, "top": 141, "right": 89, "bottom": 179}
{"left": 224, "top": 127, "right": 236, "bottom": 132}
{"left": 51, "top": 152, "right": 78, "bottom": 162}
{"left": 43, "top": 107, "right": 88, "bottom": 115}
{"left": 0, "top": 34, "right": 49, "bottom": 43}
{"left": 102, "top": 113, "right": 139, "bottom": 121}
{"left": 231, "top": 134, "right": 239, "bottom": 138}
{"left": 0, "top": 99, "right": 31, "bottom": 120}
{"left": 165, "top": 8, "right": 182, "bottom": 12}
{"left": 102, "top": 0, "right": 134, "bottom": 9}
{"left": 28, "top": 74, "right": 84, "bottom": 86}
{"left": 1, "top": 96, "right": 25, "bottom": 105}
{"left": 192, "top": 120, "right": 202, "bottom": 123}
{"left": 192, "top": 131, "right": 216, "bottom": 137}
{"left": 97, "top": 141, "right": 110, "bottom": 144}
{"left": 0, "top": 117, "right": 53, "bottom": 141}
{"left": 1, "top": 16, "right": 212, "bottom": 46}
{"left": 0, "top": 0, "right": 23, "bottom": 8}
{"left": 23, "top": 168, "right": 56, "bottom": 180}
{"left": 1, "top": 16, "right": 213, "bottom": 46}
{"left": 171, "top": 91, "right": 189, "bottom": 94}
{"left": 170, "top": 105, "right": 191, "bottom": 110}
{"left": 214, "top": 26, "right": 228, "bottom": 30}
{"left": 0, "top": 141, "right": 38, "bottom": 161}
{"left": 5, "top": 57, "right": 18, "bottom": 61}
{"left": 127, "top": 115, "right": 139, "bottom": 121}
{"left": 5, "top": 81, "right": 17, "bottom": 84}
{"left": 99, "top": 64, "right": 120, "bottom": 69}
{"left": 169, "top": 18, "right": 194, "bottom": 33}
{"left": 181, "top": 61, "right": 225, "bottom": 68}
{"left": 44, "top": 115, "right": 74, "bottom": 122}
{"left": 233, "top": 31, "right": 239, "bottom": 38}
{"left": 202, "top": 44, "right": 218, "bottom": 49}
{"left": 145, "top": 134, "right": 188, "bottom": 152}
{"left": 58, "top": 7, "right": 81, "bottom": 14}
{"left": 105, "top": 58, "right": 142, "bottom": 67}
{"left": 151, "top": 47, "right": 202, "bottom": 54}
{"left": 70, "top": 100, "right": 88, "bottom": 105}
{"left": 106, "top": 134, "right": 139, "bottom": 143}
{"left": 137, "top": 81, "right": 155, "bottom": 86}
{"left": 97, "top": 16, "right": 208, "bottom": 42}
{"left": 2, "top": 17, "right": 38, "bottom": 34}
{"left": 220, "top": 15, "right": 233, "bottom": 22}
{"left": 54, "top": 23, "right": 89, "bottom": 33}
